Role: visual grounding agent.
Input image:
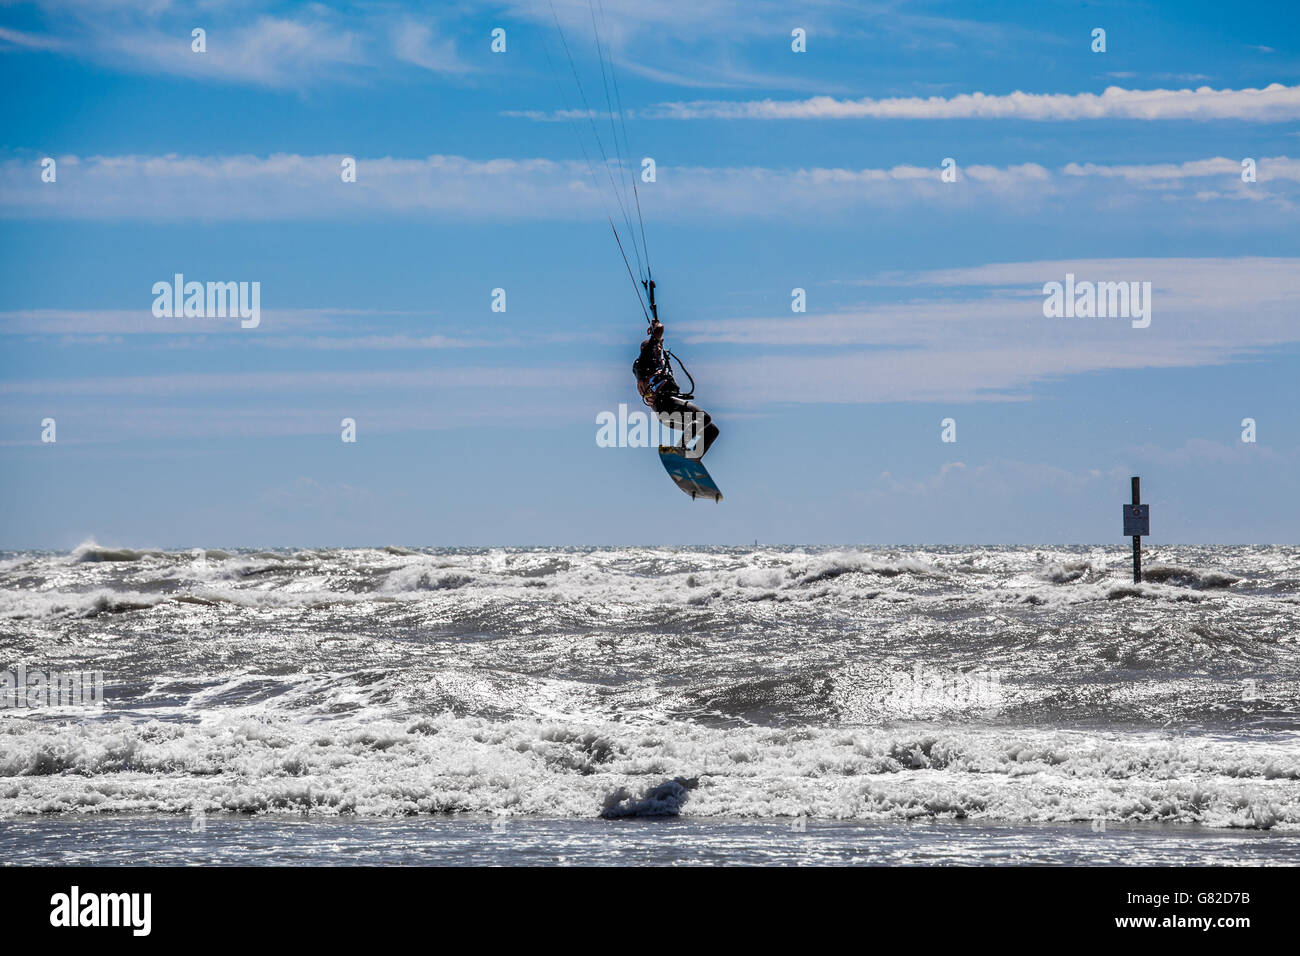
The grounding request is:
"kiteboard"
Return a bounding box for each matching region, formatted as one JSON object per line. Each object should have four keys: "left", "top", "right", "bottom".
{"left": 658, "top": 446, "right": 723, "bottom": 502}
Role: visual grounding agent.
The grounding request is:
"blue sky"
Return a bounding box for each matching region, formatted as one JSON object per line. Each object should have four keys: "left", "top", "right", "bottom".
{"left": 1, "top": 0, "right": 1298, "bottom": 548}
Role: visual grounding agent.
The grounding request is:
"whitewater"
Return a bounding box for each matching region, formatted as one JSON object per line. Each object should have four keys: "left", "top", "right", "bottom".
{"left": 1, "top": 544, "right": 1297, "bottom": 864}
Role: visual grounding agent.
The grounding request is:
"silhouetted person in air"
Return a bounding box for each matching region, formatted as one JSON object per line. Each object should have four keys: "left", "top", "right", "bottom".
{"left": 633, "top": 312, "right": 719, "bottom": 460}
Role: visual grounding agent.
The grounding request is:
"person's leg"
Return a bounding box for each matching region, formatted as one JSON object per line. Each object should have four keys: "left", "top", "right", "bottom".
{"left": 658, "top": 397, "right": 718, "bottom": 459}
{"left": 698, "top": 417, "right": 720, "bottom": 458}
{"left": 655, "top": 403, "right": 688, "bottom": 448}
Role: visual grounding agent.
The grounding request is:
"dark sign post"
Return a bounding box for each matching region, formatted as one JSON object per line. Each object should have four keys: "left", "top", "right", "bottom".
{"left": 1122, "top": 476, "right": 1150, "bottom": 583}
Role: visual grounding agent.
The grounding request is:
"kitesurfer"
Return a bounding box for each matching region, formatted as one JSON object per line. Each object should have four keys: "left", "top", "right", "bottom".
{"left": 634, "top": 316, "right": 719, "bottom": 459}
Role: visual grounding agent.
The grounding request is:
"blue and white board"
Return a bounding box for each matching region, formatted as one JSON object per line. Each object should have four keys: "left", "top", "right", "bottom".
{"left": 658, "top": 446, "right": 723, "bottom": 502}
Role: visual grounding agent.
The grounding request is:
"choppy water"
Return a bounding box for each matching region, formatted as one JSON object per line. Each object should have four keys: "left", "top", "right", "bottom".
{"left": 1, "top": 544, "right": 1298, "bottom": 864}
{"left": 1, "top": 816, "right": 1295, "bottom": 867}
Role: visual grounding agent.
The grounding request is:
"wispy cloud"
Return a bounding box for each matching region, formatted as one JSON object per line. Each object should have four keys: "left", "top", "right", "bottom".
{"left": 509, "top": 0, "right": 856, "bottom": 92}
{"left": 644, "top": 82, "right": 1300, "bottom": 121}
{"left": 3, "top": 2, "right": 471, "bottom": 87}
{"left": 0, "top": 363, "right": 615, "bottom": 440}
{"left": 4, "top": 0, "right": 828, "bottom": 91}
{"left": 7, "top": 258, "right": 1294, "bottom": 415}
{"left": 260, "top": 334, "right": 495, "bottom": 351}
{"left": 5, "top": 153, "right": 1299, "bottom": 222}
{"left": 0, "top": 308, "right": 424, "bottom": 336}
{"left": 391, "top": 19, "right": 475, "bottom": 75}
{"left": 685, "top": 257, "right": 1300, "bottom": 404}
{"left": 0, "top": 25, "right": 66, "bottom": 52}
{"left": 0, "top": 365, "right": 612, "bottom": 398}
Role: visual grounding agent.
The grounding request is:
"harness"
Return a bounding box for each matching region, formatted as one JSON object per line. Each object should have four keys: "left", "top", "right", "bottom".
{"left": 638, "top": 366, "right": 677, "bottom": 408}
{"left": 635, "top": 348, "right": 695, "bottom": 409}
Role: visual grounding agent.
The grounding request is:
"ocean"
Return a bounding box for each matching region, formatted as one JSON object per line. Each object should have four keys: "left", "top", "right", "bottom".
{"left": 1, "top": 544, "right": 1297, "bottom": 865}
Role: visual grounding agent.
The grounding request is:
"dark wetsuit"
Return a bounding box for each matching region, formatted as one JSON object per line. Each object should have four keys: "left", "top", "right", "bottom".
{"left": 634, "top": 334, "right": 719, "bottom": 458}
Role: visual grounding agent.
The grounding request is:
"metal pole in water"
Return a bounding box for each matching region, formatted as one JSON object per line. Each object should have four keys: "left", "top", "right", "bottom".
{"left": 1122, "top": 477, "right": 1149, "bottom": 583}
{"left": 1131, "top": 476, "right": 1141, "bottom": 584}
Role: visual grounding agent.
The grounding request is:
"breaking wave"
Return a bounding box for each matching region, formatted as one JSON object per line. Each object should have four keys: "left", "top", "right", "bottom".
{"left": 1, "top": 544, "right": 1296, "bottom": 826}
{"left": 1, "top": 716, "right": 1296, "bottom": 827}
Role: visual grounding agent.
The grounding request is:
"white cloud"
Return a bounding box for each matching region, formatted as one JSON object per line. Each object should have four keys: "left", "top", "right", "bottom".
{"left": 89, "top": 19, "right": 364, "bottom": 89}
{"left": 6, "top": 2, "right": 468, "bottom": 87}
{"left": 1129, "top": 438, "right": 1283, "bottom": 467}
{"left": 2, "top": 0, "right": 1027, "bottom": 93}
{"left": 5, "top": 258, "right": 1298, "bottom": 429}
{"left": 391, "top": 19, "right": 474, "bottom": 75}
{"left": 0, "top": 307, "right": 419, "bottom": 335}
{"left": 1064, "top": 157, "right": 1300, "bottom": 182}
{"left": 682, "top": 257, "right": 1300, "bottom": 404}
{"left": 260, "top": 334, "right": 493, "bottom": 350}
{"left": 645, "top": 82, "right": 1300, "bottom": 121}
{"left": 0, "top": 399, "right": 606, "bottom": 442}
{"left": 503, "top": 0, "right": 1037, "bottom": 91}
{"left": 0, "top": 25, "right": 66, "bottom": 51}
{"left": 5, "top": 152, "right": 1298, "bottom": 222}
{"left": 0, "top": 365, "right": 611, "bottom": 397}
